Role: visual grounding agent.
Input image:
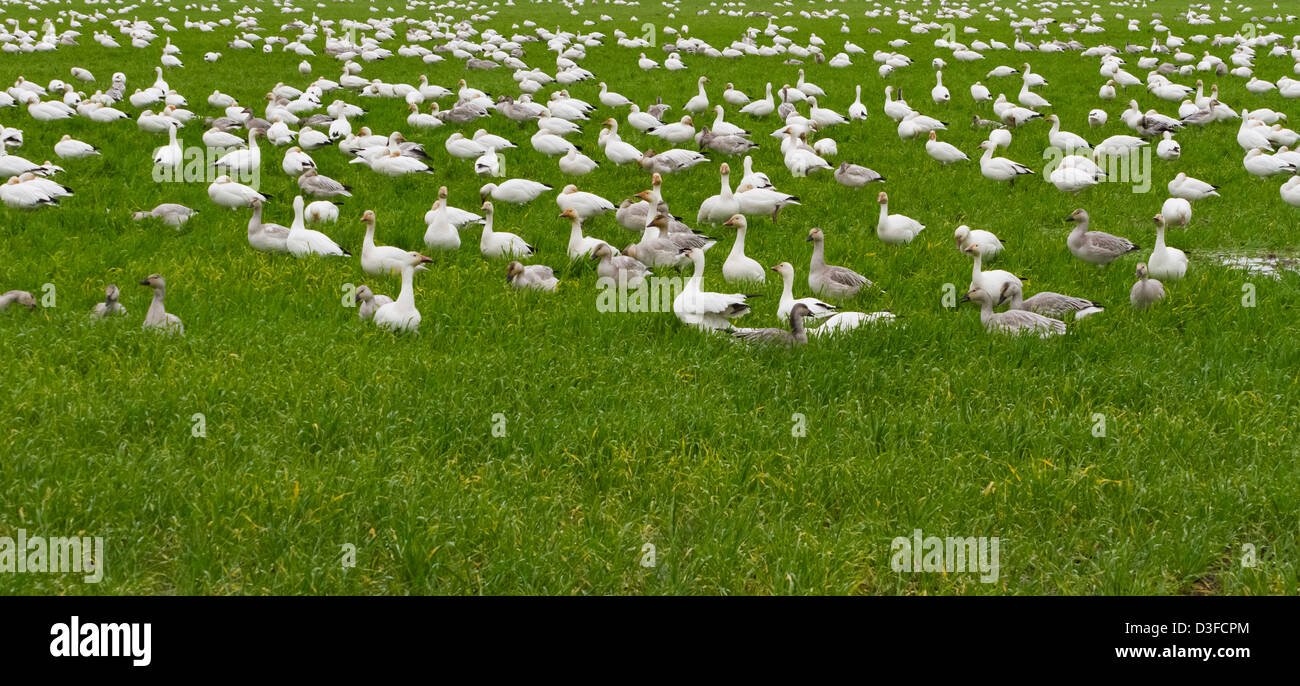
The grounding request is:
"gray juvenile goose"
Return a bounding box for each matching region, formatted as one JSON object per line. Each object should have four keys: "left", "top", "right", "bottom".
{"left": 731, "top": 303, "right": 812, "bottom": 348}
{"left": 1066, "top": 208, "right": 1140, "bottom": 266}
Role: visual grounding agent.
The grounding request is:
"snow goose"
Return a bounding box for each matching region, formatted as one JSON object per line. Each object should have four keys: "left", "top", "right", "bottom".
{"left": 1130, "top": 263, "right": 1165, "bottom": 309}
{"left": 0, "top": 141, "right": 42, "bottom": 176}
{"left": 707, "top": 106, "right": 749, "bottom": 137}
{"left": 697, "top": 162, "right": 741, "bottom": 225}
{"left": 684, "top": 77, "right": 710, "bottom": 113}
{"left": 723, "top": 83, "right": 750, "bottom": 107}
{"left": 735, "top": 182, "right": 799, "bottom": 223}
{"left": 479, "top": 201, "right": 534, "bottom": 259}
{"left": 592, "top": 243, "right": 651, "bottom": 289}
{"left": 54, "top": 135, "right": 98, "bottom": 159}
{"left": 970, "top": 82, "right": 992, "bottom": 103}
{"left": 1281, "top": 177, "right": 1300, "bottom": 208}
{"left": 925, "top": 131, "right": 969, "bottom": 165}
{"left": 212, "top": 128, "right": 262, "bottom": 175}
{"left": 719, "top": 215, "right": 764, "bottom": 284}
{"left": 423, "top": 187, "right": 460, "bottom": 251}
{"left": 506, "top": 261, "right": 558, "bottom": 292}
{"left": 361, "top": 210, "right": 419, "bottom": 275}
{"left": 297, "top": 168, "right": 350, "bottom": 199}
{"left": 834, "top": 161, "right": 885, "bottom": 187}
{"left": 876, "top": 191, "right": 925, "bottom": 244}
{"left": 649, "top": 116, "right": 696, "bottom": 144}
{"left": 373, "top": 252, "right": 433, "bottom": 332}
{"left": 559, "top": 147, "right": 598, "bottom": 175}
{"left": 598, "top": 82, "right": 632, "bottom": 108}
{"left": 1156, "top": 131, "right": 1181, "bottom": 160}
{"left": 807, "top": 228, "right": 872, "bottom": 298}
{"left": 1147, "top": 214, "right": 1187, "bottom": 281}
{"left": 132, "top": 203, "right": 196, "bottom": 226}
{"left": 963, "top": 286, "right": 1065, "bottom": 338}
{"left": 739, "top": 156, "right": 773, "bottom": 190}
{"left": 1018, "top": 81, "right": 1050, "bottom": 109}
{"left": 739, "top": 83, "right": 775, "bottom": 117}
{"left": 560, "top": 208, "right": 613, "bottom": 260}
{"left": 847, "top": 85, "right": 868, "bottom": 120}
{"left": 138, "top": 274, "right": 183, "bottom": 334}
{"left": 355, "top": 285, "right": 393, "bottom": 321}
{"left": 1243, "top": 148, "right": 1297, "bottom": 177}
{"left": 0, "top": 290, "right": 36, "bottom": 310}
{"left": 286, "top": 196, "right": 349, "bottom": 257}
{"left": 1167, "top": 172, "right": 1219, "bottom": 200}
{"left": 1046, "top": 115, "right": 1090, "bottom": 152}
{"left": 931, "top": 71, "right": 951, "bottom": 104}
{"left": 246, "top": 198, "right": 290, "bottom": 253}
{"left": 731, "top": 303, "right": 811, "bottom": 348}
{"left": 1066, "top": 209, "right": 1140, "bottom": 265}
{"left": 810, "top": 311, "right": 896, "bottom": 336}
{"left": 998, "top": 281, "right": 1102, "bottom": 320}
{"left": 673, "top": 247, "right": 756, "bottom": 331}
{"left": 480, "top": 179, "right": 551, "bottom": 205}
{"left": 977, "top": 141, "right": 1035, "bottom": 184}
{"left": 883, "top": 86, "right": 912, "bottom": 121}
{"left": 281, "top": 147, "right": 315, "bottom": 176}
{"left": 625, "top": 214, "right": 708, "bottom": 270}
{"left": 1161, "top": 197, "right": 1192, "bottom": 227}
{"left": 91, "top": 284, "right": 127, "bottom": 318}
{"left": 556, "top": 185, "right": 614, "bottom": 219}
{"left": 771, "top": 261, "right": 836, "bottom": 321}
{"left": 955, "top": 225, "right": 1003, "bottom": 258}
{"left": 207, "top": 175, "right": 266, "bottom": 209}
{"left": 964, "top": 243, "right": 1021, "bottom": 299}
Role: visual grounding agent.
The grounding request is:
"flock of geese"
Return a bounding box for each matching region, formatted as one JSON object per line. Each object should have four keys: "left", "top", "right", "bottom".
{"left": 2, "top": 3, "right": 1298, "bottom": 345}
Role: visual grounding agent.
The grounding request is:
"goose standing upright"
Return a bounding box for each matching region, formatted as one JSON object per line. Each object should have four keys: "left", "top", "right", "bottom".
{"left": 1130, "top": 263, "right": 1166, "bottom": 309}
{"left": 1147, "top": 213, "right": 1187, "bottom": 280}
{"left": 139, "top": 274, "right": 183, "bottom": 334}
{"left": 807, "top": 228, "right": 872, "bottom": 298}
{"left": 373, "top": 251, "right": 434, "bottom": 332}
{"left": 720, "top": 215, "right": 764, "bottom": 284}
{"left": 876, "top": 191, "right": 925, "bottom": 243}
{"left": 1065, "top": 208, "right": 1140, "bottom": 266}
{"left": 361, "top": 210, "right": 418, "bottom": 275}
{"left": 697, "top": 162, "right": 741, "bottom": 224}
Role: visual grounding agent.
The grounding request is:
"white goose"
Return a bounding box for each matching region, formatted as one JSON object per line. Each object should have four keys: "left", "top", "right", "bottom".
{"left": 286, "top": 196, "right": 350, "bottom": 257}
{"left": 875, "top": 191, "right": 925, "bottom": 244}
{"left": 925, "top": 131, "right": 968, "bottom": 165}
{"left": 977, "top": 141, "right": 1035, "bottom": 183}
{"left": 964, "top": 243, "right": 1022, "bottom": 298}
{"left": 720, "top": 215, "right": 764, "bottom": 284}
{"left": 560, "top": 208, "right": 612, "bottom": 260}
{"left": 1147, "top": 213, "right": 1187, "bottom": 281}
{"left": 361, "top": 210, "right": 419, "bottom": 275}
{"left": 479, "top": 201, "right": 534, "bottom": 259}
{"left": 373, "top": 251, "right": 434, "bottom": 332}
{"left": 771, "top": 262, "right": 837, "bottom": 321}
{"left": 673, "top": 247, "right": 756, "bottom": 331}
{"left": 480, "top": 179, "right": 551, "bottom": 205}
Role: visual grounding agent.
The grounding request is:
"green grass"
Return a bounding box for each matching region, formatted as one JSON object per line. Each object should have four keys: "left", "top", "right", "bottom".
{"left": 1, "top": 0, "right": 1298, "bottom": 595}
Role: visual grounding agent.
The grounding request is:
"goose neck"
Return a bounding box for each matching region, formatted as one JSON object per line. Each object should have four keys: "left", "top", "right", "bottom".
{"left": 396, "top": 265, "right": 415, "bottom": 308}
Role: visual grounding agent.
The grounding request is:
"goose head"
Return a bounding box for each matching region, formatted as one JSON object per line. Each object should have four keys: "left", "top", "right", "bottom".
{"left": 478, "top": 183, "right": 497, "bottom": 202}
{"left": 558, "top": 208, "right": 579, "bottom": 220}
{"left": 805, "top": 227, "right": 824, "bottom": 243}
{"left": 591, "top": 243, "right": 614, "bottom": 261}
{"left": 139, "top": 274, "right": 166, "bottom": 290}
{"left": 721, "top": 214, "right": 746, "bottom": 230}
{"left": 1066, "top": 208, "right": 1088, "bottom": 223}
{"left": 506, "top": 261, "right": 525, "bottom": 281}
{"left": 649, "top": 214, "right": 670, "bottom": 231}
{"left": 1135, "top": 262, "right": 1150, "bottom": 280}
{"left": 104, "top": 284, "right": 120, "bottom": 302}
{"left": 406, "top": 251, "right": 433, "bottom": 267}
{"left": 996, "top": 281, "right": 1021, "bottom": 307}
{"left": 355, "top": 285, "right": 375, "bottom": 303}
{"left": 360, "top": 209, "right": 376, "bottom": 224}
{"left": 963, "top": 243, "right": 983, "bottom": 258}
{"left": 770, "top": 261, "right": 794, "bottom": 278}
{"left": 960, "top": 286, "right": 988, "bottom": 304}
{"left": 954, "top": 225, "right": 972, "bottom": 250}
{"left": 876, "top": 191, "right": 889, "bottom": 205}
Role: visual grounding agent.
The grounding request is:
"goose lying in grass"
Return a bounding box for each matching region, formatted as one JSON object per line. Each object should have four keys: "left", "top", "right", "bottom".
{"left": 373, "top": 252, "right": 434, "bottom": 332}
{"left": 1130, "top": 262, "right": 1165, "bottom": 309}
{"left": 208, "top": 175, "right": 268, "bottom": 209}
{"left": 297, "top": 168, "right": 351, "bottom": 198}
{"left": 592, "top": 243, "right": 651, "bottom": 289}
{"left": 423, "top": 187, "right": 460, "bottom": 251}
{"left": 963, "top": 286, "right": 1065, "bottom": 338}
{"left": 132, "top": 203, "right": 197, "bottom": 226}
{"left": 977, "top": 140, "right": 1035, "bottom": 183}
{"left": 361, "top": 210, "right": 421, "bottom": 275}
{"left": 286, "top": 196, "right": 350, "bottom": 257}
{"left": 139, "top": 274, "right": 183, "bottom": 334}
{"left": 480, "top": 179, "right": 551, "bottom": 205}
{"left": 1147, "top": 213, "right": 1187, "bottom": 280}
{"left": 0, "top": 290, "right": 36, "bottom": 311}
{"left": 479, "top": 201, "right": 534, "bottom": 259}
{"left": 355, "top": 285, "right": 393, "bottom": 321}
{"left": 506, "top": 261, "right": 559, "bottom": 291}
{"left": 555, "top": 184, "right": 614, "bottom": 219}
{"left": 834, "top": 161, "right": 885, "bottom": 187}
{"left": 639, "top": 148, "right": 710, "bottom": 174}
{"left": 1066, "top": 208, "right": 1140, "bottom": 266}
{"left": 1160, "top": 197, "right": 1191, "bottom": 227}
{"left": 1282, "top": 177, "right": 1300, "bottom": 207}
{"left": 625, "top": 214, "right": 712, "bottom": 269}
{"left": 997, "top": 281, "right": 1103, "bottom": 320}
{"left": 247, "top": 198, "right": 289, "bottom": 253}
{"left": 771, "top": 262, "right": 837, "bottom": 321}
{"left": 810, "top": 310, "right": 897, "bottom": 336}
{"left": 955, "top": 225, "right": 1003, "bottom": 258}
{"left": 1167, "top": 172, "right": 1219, "bottom": 200}
{"left": 91, "top": 284, "right": 127, "bottom": 318}
{"left": 673, "top": 247, "right": 757, "bottom": 331}
{"left": 731, "top": 303, "right": 811, "bottom": 348}
{"left": 54, "top": 135, "right": 98, "bottom": 159}
{"left": 807, "top": 227, "right": 872, "bottom": 298}
{"left": 876, "top": 191, "right": 925, "bottom": 244}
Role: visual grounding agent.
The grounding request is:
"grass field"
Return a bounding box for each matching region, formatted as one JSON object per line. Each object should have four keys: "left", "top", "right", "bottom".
{"left": 1, "top": 0, "right": 1298, "bottom": 594}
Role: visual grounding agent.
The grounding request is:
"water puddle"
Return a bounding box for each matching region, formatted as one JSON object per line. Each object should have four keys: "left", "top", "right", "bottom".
{"left": 1211, "top": 252, "right": 1300, "bottom": 279}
